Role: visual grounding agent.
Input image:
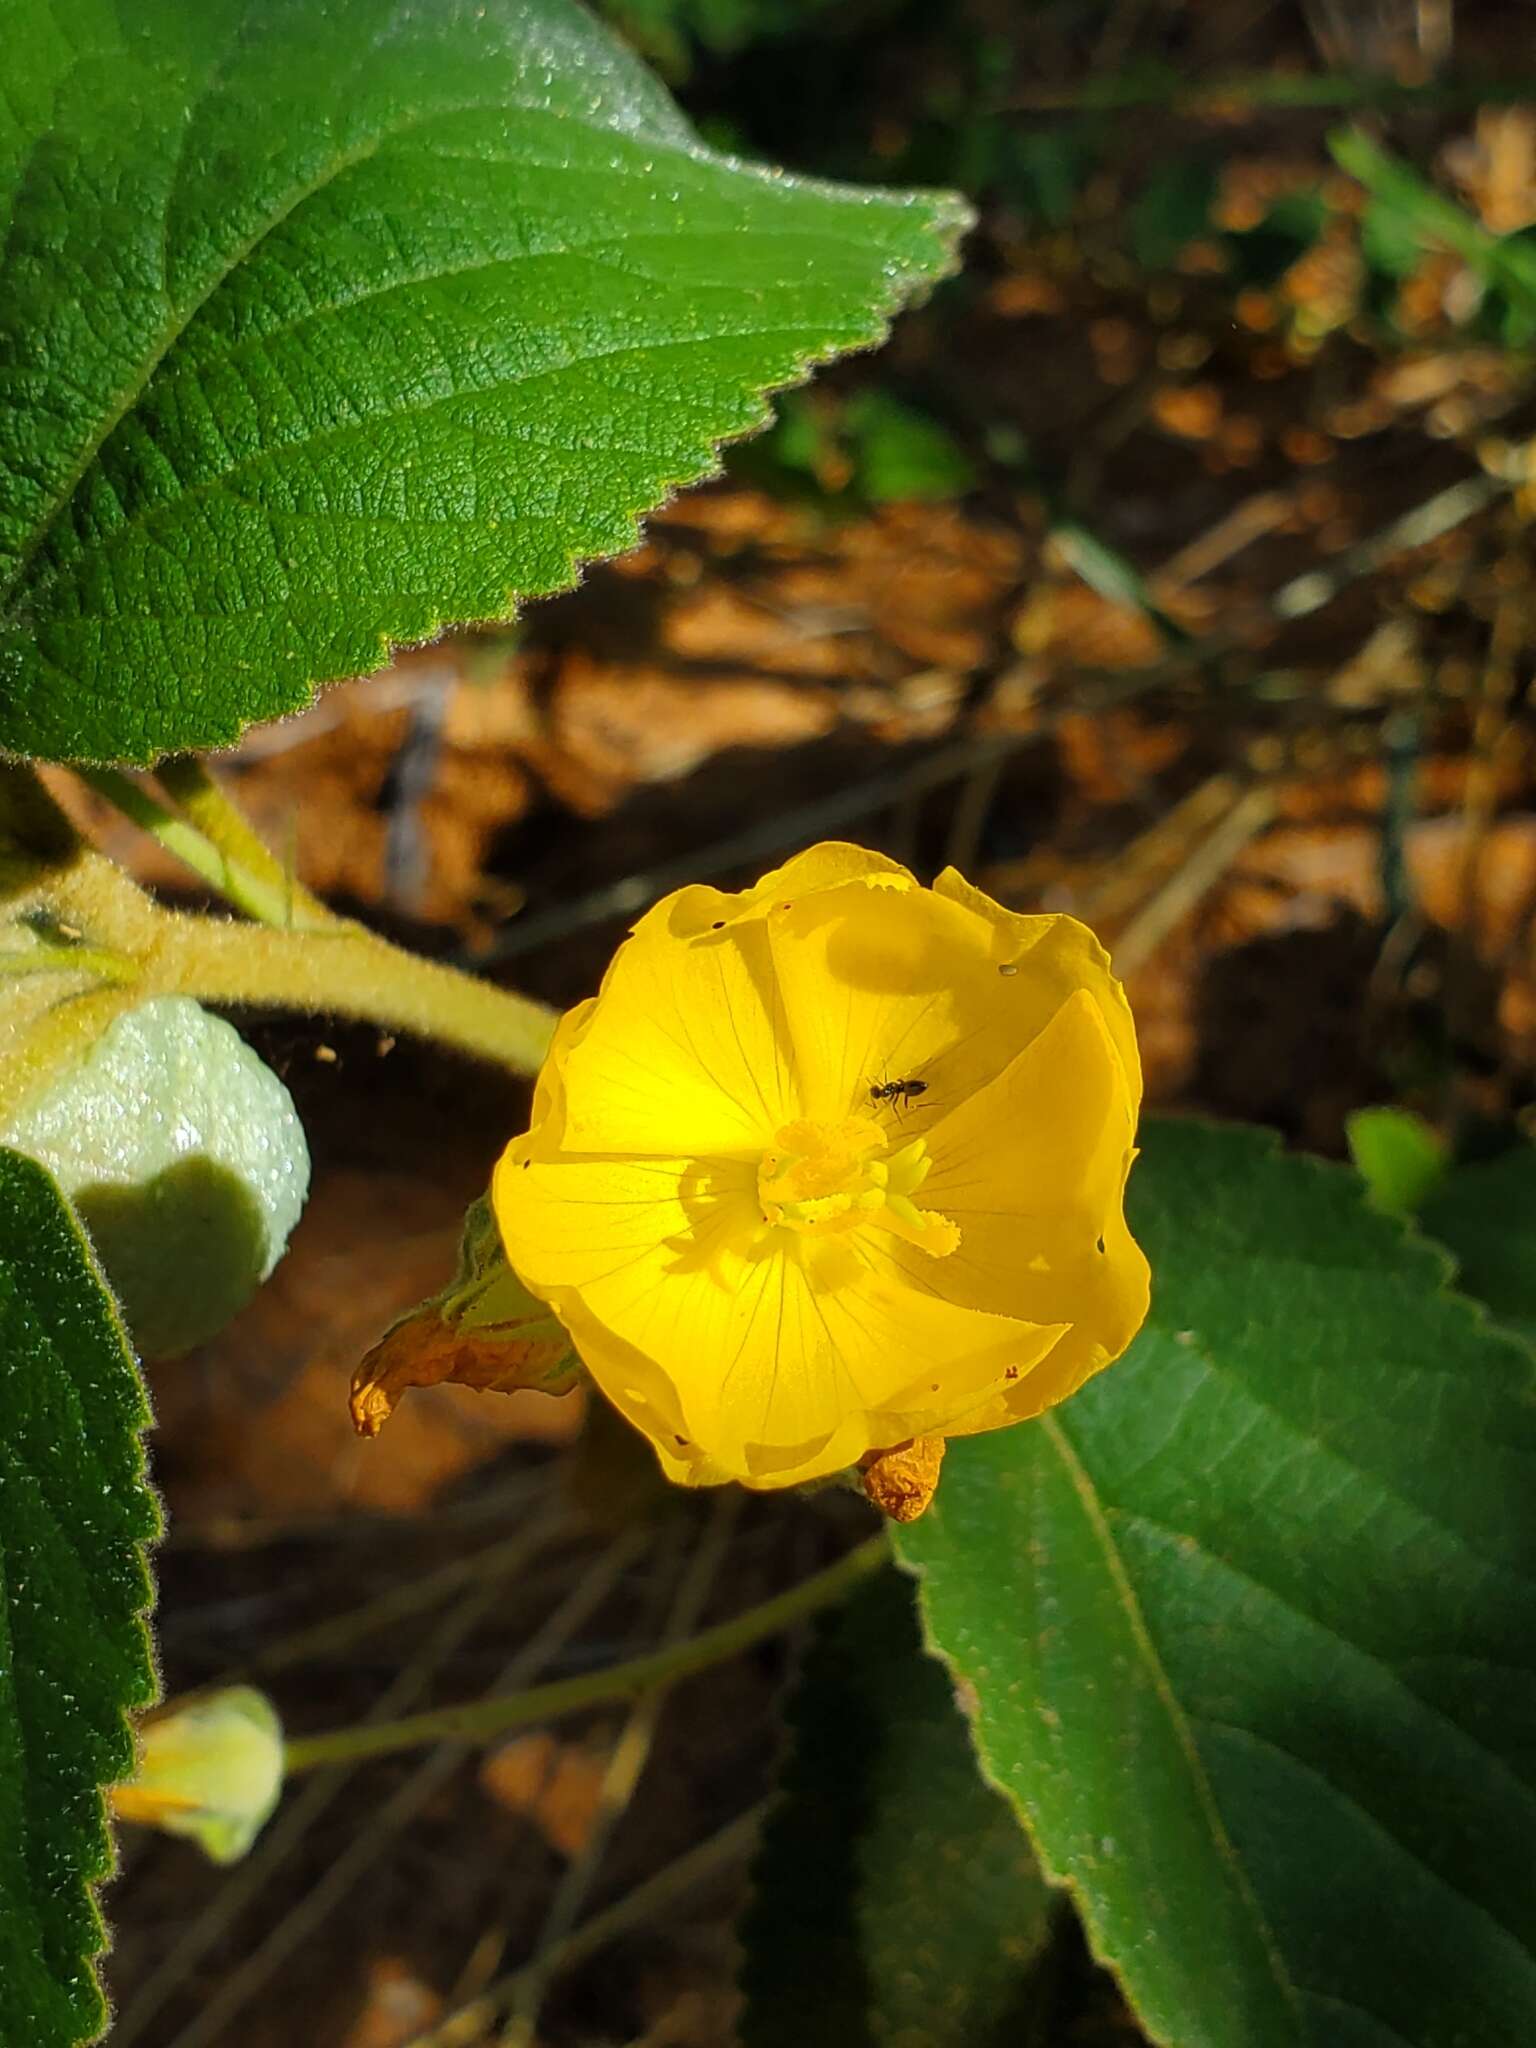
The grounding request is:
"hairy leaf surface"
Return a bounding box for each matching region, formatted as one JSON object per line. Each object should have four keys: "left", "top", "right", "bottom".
{"left": 0, "top": 1149, "right": 157, "bottom": 2047}
{"left": 898, "top": 1120, "right": 1536, "bottom": 2048}
{"left": 1, "top": 0, "right": 964, "bottom": 762}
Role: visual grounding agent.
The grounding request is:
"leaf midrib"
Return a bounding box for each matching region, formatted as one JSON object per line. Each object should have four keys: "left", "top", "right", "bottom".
{"left": 1, "top": 79, "right": 723, "bottom": 622}
{"left": 1039, "top": 1410, "right": 1306, "bottom": 2042}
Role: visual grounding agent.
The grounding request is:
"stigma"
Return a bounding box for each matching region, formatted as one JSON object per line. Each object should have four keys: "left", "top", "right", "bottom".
{"left": 756, "top": 1116, "right": 959, "bottom": 1257}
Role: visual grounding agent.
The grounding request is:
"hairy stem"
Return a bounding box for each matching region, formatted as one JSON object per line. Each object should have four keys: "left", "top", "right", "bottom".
{"left": 283, "top": 1532, "right": 889, "bottom": 1775}
{"left": 0, "top": 761, "right": 560, "bottom": 1095}
{"left": 43, "top": 847, "right": 557, "bottom": 1076}
{"left": 77, "top": 766, "right": 321, "bottom": 930}
{"left": 150, "top": 914, "right": 559, "bottom": 1073}
{"left": 155, "top": 757, "right": 334, "bottom": 929}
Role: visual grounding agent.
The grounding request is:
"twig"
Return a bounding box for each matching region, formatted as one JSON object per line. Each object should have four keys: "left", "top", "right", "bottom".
{"left": 115, "top": 1498, "right": 569, "bottom": 2048}
{"left": 465, "top": 462, "right": 1514, "bottom": 969}
{"left": 76, "top": 767, "right": 308, "bottom": 930}
{"left": 156, "top": 757, "right": 333, "bottom": 930}
{"left": 944, "top": 755, "right": 1008, "bottom": 879}
{"left": 462, "top": 735, "right": 1027, "bottom": 965}
{"left": 402, "top": 1805, "right": 769, "bottom": 2048}
{"left": 996, "top": 66, "right": 1536, "bottom": 114}
{"left": 158, "top": 1528, "right": 649, "bottom": 2048}
{"left": 244, "top": 1519, "right": 579, "bottom": 1680}
{"left": 1450, "top": 577, "right": 1527, "bottom": 1055}
{"left": 1111, "top": 783, "right": 1278, "bottom": 976}
{"left": 499, "top": 1498, "right": 741, "bottom": 2046}
{"left": 282, "top": 1533, "right": 889, "bottom": 1776}
{"left": 1270, "top": 476, "right": 1504, "bottom": 623}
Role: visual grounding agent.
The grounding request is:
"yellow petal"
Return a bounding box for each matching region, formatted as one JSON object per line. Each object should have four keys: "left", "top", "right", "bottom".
{"left": 764, "top": 871, "right": 1136, "bottom": 1136}
{"left": 500, "top": 1135, "right": 1065, "bottom": 1485}
{"left": 112, "top": 1688, "right": 284, "bottom": 1865}
{"left": 556, "top": 909, "right": 795, "bottom": 1157}
{"left": 887, "top": 988, "right": 1149, "bottom": 1424}
{"left": 947, "top": 1175, "right": 1146, "bottom": 1434}
{"left": 494, "top": 1147, "right": 756, "bottom": 1299}
{"left": 932, "top": 866, "right": 1141, "bottom": 1105}
{"left": 661, "top": 842, "right": 914, "bottom": 939}
{"left": 494, "top": 842, "right": 1148, "bottom": 1500}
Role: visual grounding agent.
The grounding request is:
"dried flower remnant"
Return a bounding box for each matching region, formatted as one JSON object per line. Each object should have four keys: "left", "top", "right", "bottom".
{"left": 860, "top": 1435, "right": 947, "bottom": 1523}
{"left": 350, "top": 1195, "right": 579, "bottom": 1436}
{"left": 493, "top": 844, "right": 1148, "bottom": 1509}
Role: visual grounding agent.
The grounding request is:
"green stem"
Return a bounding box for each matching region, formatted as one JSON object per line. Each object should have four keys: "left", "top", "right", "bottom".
{"left": 283, "top": 1532, "right": 888, "bottom": 1776}
{"left": 0, "top": 940, "right": 140, "bottom": 984}
{"left": 141, "top": 911, "right": 557, "bottom": 1075}
{"left": 1328, "top": 129, "right": 1536, "bottom": 305}
{"left": 155, "top": 757, "right": 333, "bottom": 929}
{"left": 77, "top": 767, "right": 306, "bottom": 929}
{"left": 35, "top": 765, "right": 560, "bottom": 1077}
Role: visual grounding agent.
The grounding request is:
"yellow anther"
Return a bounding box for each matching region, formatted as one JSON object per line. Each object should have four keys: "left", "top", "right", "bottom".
{"left": 757, "top": 1117, "right": 957, "bottom": 1255}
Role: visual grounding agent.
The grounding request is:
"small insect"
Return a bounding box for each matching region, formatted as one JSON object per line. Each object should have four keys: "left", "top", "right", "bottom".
{"left": 868, "top": 1075, "right": 928, "bottom": 1111}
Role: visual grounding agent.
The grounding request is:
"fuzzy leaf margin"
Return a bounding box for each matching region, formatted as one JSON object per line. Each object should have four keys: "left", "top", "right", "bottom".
{"left": 0, "top": 1147, "right": 159, "bottom": 2047}
{"left": 0, "top": 0, "right": 966, "bottom": 763}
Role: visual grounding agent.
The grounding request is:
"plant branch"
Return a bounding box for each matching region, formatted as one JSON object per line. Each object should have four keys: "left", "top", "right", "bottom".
{"left": 83, "top": 896, "right": 559, "bottom": 1076}
{"left": 76, "top": 766, "right": 321, "bottom": 929}
{"left": 501, "top": 1498, "right": 740, "bottom": 2048}
{"left": 998, "top": 67, "right": 1536, "bottom": 115}
{"left": 0, "top": 761, "right": 560, "bottom": 1083}
{"left": 404, "top": 1804, "right": 768, "bottom": 2048}
{"left": 282, "top": 1531, "right": 889, "bottom": 1776}
{"left": 155, "top": 757, "right": 334, "bottom": 928}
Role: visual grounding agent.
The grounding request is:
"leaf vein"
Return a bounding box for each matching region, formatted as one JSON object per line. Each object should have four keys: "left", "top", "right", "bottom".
{"left": 1041, "top": 1411, "right": 1306, "bottom": 2027}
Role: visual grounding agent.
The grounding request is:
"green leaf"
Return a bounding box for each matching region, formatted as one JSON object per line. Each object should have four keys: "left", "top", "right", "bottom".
{"left": 1331, "top": 129, "right": 1536, "bottom": 328}
{"left": 1344, "top": 1105, "right": 1447, "bottom": 1218}
{"left": 740, "top": 1569, "right": 1054, "bottom": 2048}
{"left": 0, "top": 1146, "right": 158, "bottom": 2048}
{"left": 0, "top": 0, "right": 966, "bottom": 765}
{"left": 842, "top": 392, "right": 975, "bottom": 505}
{"left": 1360, "top": 198, "right": 1427, "bottom": 281}
{"left": 897, "top": 1119, "right": 1536, "bottom": 2048}
{"left": 1420, "top": 1143, "right": 1536, "bottom": 1347}
{"left": 3, "top": 996, "right": 310, "bottom": 1358}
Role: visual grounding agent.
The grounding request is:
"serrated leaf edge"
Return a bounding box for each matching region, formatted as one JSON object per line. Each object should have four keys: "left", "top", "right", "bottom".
{"left": 8, "top": 1157, "right": 162, "bottom": 2046}
{"left": 5, "top": 79, "right": 970, "bottom": 763}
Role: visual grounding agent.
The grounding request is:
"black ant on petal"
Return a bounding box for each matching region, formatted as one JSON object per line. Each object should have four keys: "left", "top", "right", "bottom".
{"left": 869, "top": 1076, "right": 928, "bottom": 1112}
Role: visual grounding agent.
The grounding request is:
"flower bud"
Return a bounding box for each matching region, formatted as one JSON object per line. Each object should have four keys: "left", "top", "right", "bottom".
{"left": 112, "top": 1686, "right": 284, "bottom": 1863}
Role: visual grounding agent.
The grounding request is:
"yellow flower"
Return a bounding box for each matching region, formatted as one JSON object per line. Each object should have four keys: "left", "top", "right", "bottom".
{"left": 492, "top": 843, "right": 1148, "bottom": 1494}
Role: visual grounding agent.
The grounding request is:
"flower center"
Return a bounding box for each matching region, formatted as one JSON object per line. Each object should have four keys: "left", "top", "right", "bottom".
{"left": 756, "top": 1116, "right": 958, "bottom": 1257}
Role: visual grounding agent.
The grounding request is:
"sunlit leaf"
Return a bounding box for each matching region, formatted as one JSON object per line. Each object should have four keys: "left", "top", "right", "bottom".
{"left": 0, "top": 0, "right": 965, "bottom": 763}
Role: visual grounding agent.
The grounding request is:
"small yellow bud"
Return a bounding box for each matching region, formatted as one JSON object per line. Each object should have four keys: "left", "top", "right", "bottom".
{"left": 111, "top": 1686, "right": 284, "bottom": 1864}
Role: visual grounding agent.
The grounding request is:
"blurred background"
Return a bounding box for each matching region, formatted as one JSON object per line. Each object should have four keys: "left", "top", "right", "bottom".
{"left": 95, "top": 2, "right": 1536, "bottom": 2041}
